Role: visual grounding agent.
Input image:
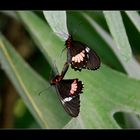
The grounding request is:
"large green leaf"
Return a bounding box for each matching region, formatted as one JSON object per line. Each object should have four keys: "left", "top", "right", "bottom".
{"left": 0, "top": 35, "right": 70, "bottom": 128}
{"left": 103, "top": 11, "right": 132, "bottom": 62}
{"left": 81, "top": 12, "right": 140, "bottom": 128}
{"left": 43, "top": 11, "right": 68, "bottom": 40}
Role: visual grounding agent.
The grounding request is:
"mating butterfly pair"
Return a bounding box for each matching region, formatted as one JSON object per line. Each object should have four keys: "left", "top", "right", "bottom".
{"left": 50, "top": 35, "right": 100, "bottom": 117}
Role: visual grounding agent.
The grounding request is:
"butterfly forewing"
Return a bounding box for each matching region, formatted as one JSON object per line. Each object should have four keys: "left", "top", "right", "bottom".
{"left": 56, "top": 79, "right": 83, "bottom": 117}
{"left": 63, "top": 95, "right": 80, "bottom": 117}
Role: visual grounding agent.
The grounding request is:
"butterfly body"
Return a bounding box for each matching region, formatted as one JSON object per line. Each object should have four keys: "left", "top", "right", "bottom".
{"left": 65, "top": 35, "right": 101, "bottom": 71}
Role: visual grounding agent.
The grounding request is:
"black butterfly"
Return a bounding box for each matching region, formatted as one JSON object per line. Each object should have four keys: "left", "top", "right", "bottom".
{"left": 65, "top": 35, "right": 101, "bottom": 71}
{"left": 50, "top": 62, "right": 84, "bottom": 117}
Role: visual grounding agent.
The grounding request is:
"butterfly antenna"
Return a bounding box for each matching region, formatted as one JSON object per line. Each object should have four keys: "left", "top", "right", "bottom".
{"left": 48, "top": 68, "right": 53, "bottom": 81}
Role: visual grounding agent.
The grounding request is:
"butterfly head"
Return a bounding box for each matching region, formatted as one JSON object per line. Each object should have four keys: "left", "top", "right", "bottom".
{"left": 50, "top": 75, "right": 62, "bottom": 85}
{"left": 65, "top": 35, "right": 73, "bottom": 48}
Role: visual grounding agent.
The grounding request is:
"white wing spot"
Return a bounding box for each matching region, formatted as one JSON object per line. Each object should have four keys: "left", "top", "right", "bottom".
{"left": 63, "top": 97, "right": 73, "bottom": 102}
{"left": 85, "top": 47, "right": 90, "bottom": 52}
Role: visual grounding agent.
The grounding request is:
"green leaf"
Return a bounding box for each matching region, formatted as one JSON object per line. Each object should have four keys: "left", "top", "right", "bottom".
{"left": 82, "top": 12, "right": 140, "bottom": 79}
{"left": 0, "top": 34, "right": 70, "bottom": 128}
{"left": 16, "top": 11, "right": 140, "bottom": 128}
{"left": 125, "top": 11, "right": 140, "bottom": 33}
{"left": 103, "top": 11, "right": 132, "bottom": 62}
{"left": 82, "top": 12, "right": 140, "bottom": 128}
{"left": 17, "top": 11, "right": 66, "bottom": 73}
{"left": 43, "top": 11, "right": 68, "bottom": 40}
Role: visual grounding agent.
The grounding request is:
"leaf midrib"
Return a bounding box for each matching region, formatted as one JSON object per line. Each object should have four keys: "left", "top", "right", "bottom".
{"left": 0, "top": 39, "right": 48, "bottom": 128}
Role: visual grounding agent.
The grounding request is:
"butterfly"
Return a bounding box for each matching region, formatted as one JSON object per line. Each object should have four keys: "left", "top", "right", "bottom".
{"left": 50, "top": 62, "right": 84, "bottom": 117}
{"left": 65, "top": 35, "right": 101, "bottom": 71}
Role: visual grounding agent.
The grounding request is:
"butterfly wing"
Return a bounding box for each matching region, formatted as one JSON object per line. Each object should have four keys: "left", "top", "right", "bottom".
{"left": 85, "top": 46, "right": 100, "bottom": 70}
{"left": 68, "top": 40, "right": 100, "bottom": 71}
{"left": 56, "top": 79, "right": 83, "bottom": 117}
{"left": 62, "top": 95, "right": 80, "bottom": 118}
